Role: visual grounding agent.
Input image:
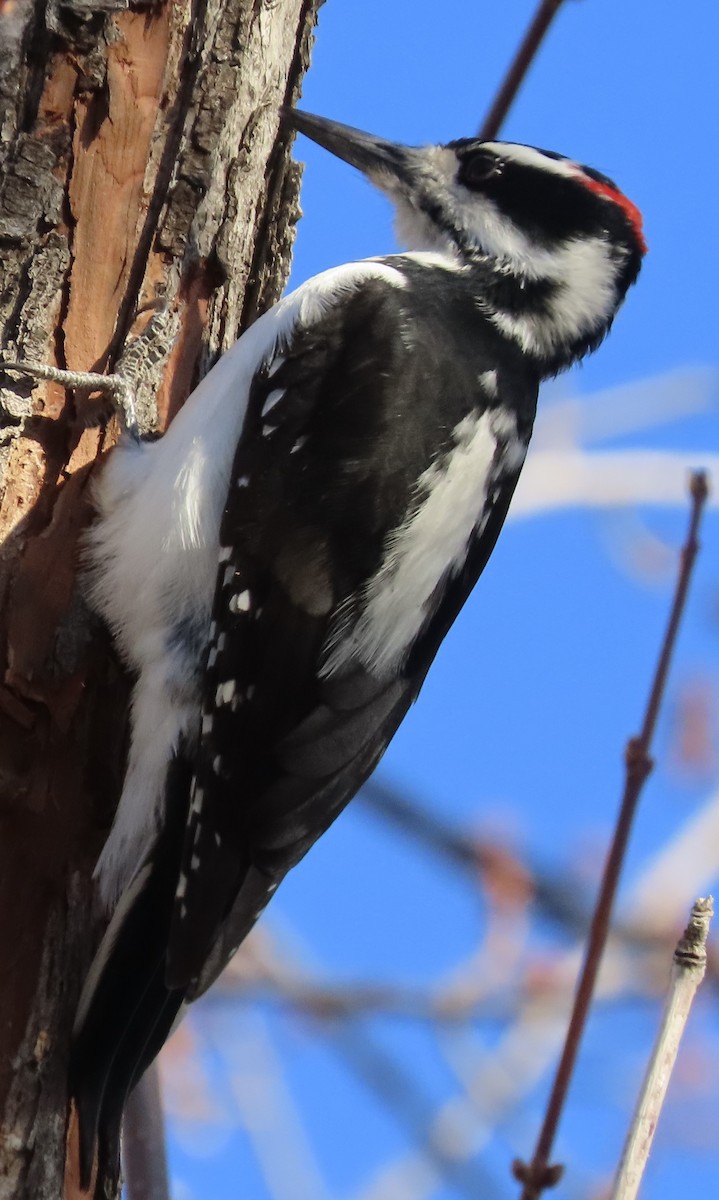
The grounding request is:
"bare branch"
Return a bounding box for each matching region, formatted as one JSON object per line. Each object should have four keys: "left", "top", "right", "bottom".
{"left": 612, "top": 896, "right": 713, "bottom": 1200}
{"left": 513, "top": 470, "right": 711, "bottom": 1200}
{"left": 629, "top": 789, "right": 719, "bottom": 932}
{"left": 479, "top": 0, "right": 571, "bottom": 139}
{"left": 533, "top": 368, "right": 717, "bottom": 448}
{"left": 512, "top": 450, "right": 719, "bottom": 518}
{"left": 221, "top": 1010, "right": 332, "bottom": 1200}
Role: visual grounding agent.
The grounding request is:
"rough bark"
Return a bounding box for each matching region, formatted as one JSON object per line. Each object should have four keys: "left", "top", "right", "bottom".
{"left": 0, "top": 0, "right": 321, "bottom": 1196}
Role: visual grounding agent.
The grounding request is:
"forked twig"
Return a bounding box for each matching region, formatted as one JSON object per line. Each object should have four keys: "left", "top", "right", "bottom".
{"left": 612, "top": 896, "right": 713, "bottom": 1200}
{"left": 512, "top": 471, "right": 710, "bottom": 1200}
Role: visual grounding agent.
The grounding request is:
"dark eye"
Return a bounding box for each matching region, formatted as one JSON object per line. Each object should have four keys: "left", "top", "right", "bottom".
{"left": 459, "top": 151, "right": 501, "bottom": 190}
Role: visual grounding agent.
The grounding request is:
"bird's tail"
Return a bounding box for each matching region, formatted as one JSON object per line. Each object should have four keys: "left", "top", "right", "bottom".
{"left": 69, "top": 757, "right": 193, "bottom": 1196}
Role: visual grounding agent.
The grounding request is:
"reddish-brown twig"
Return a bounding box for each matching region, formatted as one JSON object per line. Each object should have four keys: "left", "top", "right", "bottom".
{"left": 479, "top": 0, "right": 571, "bottom": 140}
{"left": 512, "top": 471, "right": 710, "bottom": 1200}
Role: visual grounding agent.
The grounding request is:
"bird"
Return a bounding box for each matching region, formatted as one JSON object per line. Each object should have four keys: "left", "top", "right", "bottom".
{"left": 69, "top": 106, "right": 645, "bottom": 1192}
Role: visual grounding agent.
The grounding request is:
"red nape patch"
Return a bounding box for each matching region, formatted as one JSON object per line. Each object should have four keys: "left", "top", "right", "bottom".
{"left": 579, "top": 176, "right": 647, "bottom": 254}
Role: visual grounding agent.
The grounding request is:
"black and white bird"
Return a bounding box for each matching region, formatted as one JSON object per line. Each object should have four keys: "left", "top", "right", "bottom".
{"left": 70, "top": 107, "right": 645, "bottom": 1191}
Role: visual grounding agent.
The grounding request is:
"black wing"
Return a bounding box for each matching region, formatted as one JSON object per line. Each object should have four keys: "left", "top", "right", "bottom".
{"left": 168, "top": 268, "right": 538, "bottom": 992}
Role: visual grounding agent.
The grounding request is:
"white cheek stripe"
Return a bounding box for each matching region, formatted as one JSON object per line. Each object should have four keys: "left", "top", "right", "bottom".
{"left": 489, "top": 235, "right": 619, "bottom": 358}
{"left": 323, "top": 408, "right": 525, "bottom": 679}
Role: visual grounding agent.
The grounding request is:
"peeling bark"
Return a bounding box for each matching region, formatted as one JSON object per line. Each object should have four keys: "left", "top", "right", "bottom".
{"left": 0, "top": 1, "right": 321, "bottom": 1195}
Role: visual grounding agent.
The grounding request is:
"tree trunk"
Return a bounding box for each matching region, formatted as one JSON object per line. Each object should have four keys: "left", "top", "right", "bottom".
{"left": 0, "top": 1, "right": 320, "bottom": 1195}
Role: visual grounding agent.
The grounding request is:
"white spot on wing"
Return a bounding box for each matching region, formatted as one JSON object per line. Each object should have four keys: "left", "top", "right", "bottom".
{"left": 479, "top": 370, "right": 498, "bottom": 399}
{"left": 215, "top": 679, "right": 236, "bottom": 706}
{"left": 262, "top": 388, "right": 285, "bottom": 417}
{"left": 229, "top": 590, "right": 251, "bottom": 614}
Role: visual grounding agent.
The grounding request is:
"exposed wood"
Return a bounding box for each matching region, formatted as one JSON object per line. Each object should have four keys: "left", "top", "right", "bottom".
{"left": 0, "top": 0, "right": 321, "bottom": 1195}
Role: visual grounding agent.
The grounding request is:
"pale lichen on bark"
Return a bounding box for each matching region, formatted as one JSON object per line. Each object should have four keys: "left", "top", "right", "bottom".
{"left": 0, "top": 0, "right": 322, "bottom": 1195}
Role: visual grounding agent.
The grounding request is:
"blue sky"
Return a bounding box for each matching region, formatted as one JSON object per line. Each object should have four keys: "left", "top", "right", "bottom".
{"left": 166, "top": 3, "right": 719, "bottom": 1197}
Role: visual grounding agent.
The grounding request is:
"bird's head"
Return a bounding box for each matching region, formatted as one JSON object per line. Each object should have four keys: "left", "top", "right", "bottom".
{"left": 283, "top": 108, "right": 646, "bottom": 369}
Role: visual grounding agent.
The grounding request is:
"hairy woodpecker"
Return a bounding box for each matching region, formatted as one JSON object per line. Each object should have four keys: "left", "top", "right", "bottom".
{"left": 69, "top": 108, "right": 645, "bottom": 1190}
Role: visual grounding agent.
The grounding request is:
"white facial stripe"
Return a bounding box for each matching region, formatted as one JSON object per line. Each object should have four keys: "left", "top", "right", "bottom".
{"left": 490, "top": 235, "right": 619, "bottom": 357}
{"left": 443, "top": 189, "right": 569, "bottom": 280}
{"left": 322, "top": 408, "right": 525, "bottom": 678}
{"left": 482, "top": 142, "right": 580, "bottom": 180}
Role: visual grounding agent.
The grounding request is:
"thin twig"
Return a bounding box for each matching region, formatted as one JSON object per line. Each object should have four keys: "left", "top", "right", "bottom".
{"left": 122, "top": 1063, "right": 171, "bottom": 1200}
{"left": 611, "top": 896, "right": 713, "bottom": 1200}
{"left": 512, "top": 471, "right": 710, "bottom": 1200}
{"left": 478, "top": 0, "right": 571, "bottom": 139}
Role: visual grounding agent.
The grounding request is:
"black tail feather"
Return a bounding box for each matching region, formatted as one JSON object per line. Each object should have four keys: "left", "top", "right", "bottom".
{"left": 71, "top": 756, "right": 194, "bottom": 1191}
{"left": 92, "top": 974, "right": 185, "bottom": 1199}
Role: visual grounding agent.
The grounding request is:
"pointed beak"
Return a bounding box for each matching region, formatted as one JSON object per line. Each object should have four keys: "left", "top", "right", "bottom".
{"left": 281, "top": 108, "right": 413, "bottom": 188}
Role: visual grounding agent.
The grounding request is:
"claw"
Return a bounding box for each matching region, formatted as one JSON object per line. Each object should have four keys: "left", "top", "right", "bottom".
{"left": 0, "top": 360, "right": 140, "bottom": 440}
